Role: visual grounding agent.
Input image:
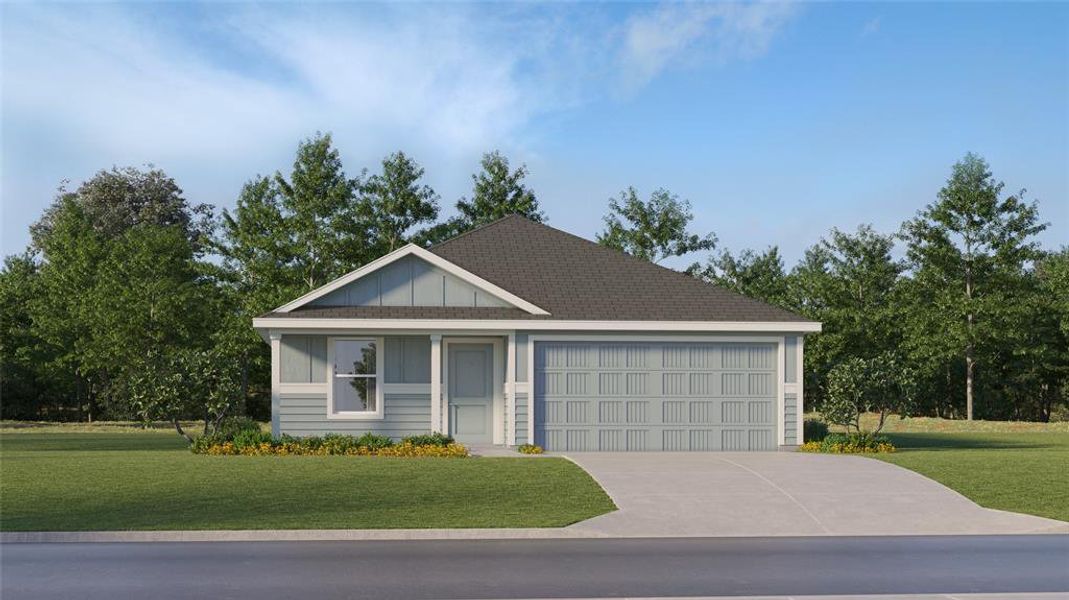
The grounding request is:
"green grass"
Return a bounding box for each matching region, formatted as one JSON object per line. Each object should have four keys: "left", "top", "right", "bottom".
{"left": 0, "top": 430, "right": 615, "bottom": 531}
{"left": 819, "top": 414, "right": 1069, "bottom": 523}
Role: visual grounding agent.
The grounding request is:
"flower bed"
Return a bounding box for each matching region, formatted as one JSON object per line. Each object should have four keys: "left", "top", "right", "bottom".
{"left": 191, "top": 429, "right": 468, "bottom": 457}
{"left": 201, "top": 440, "right": 469, "bottom": 457}
{"left": 798, "top": 432, "right": 896, "bottom": 454}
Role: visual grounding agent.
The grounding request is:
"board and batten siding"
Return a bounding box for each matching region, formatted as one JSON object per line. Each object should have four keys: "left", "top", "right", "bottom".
{"left": 309, "top": 255, "right": 509, "bottom": 308}
{"left": 278, "top": 392, "right": 431, "bottom": 438}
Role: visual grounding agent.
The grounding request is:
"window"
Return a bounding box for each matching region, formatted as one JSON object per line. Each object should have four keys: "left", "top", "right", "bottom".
{"left": 330, "top": 338, "right": 382, "bottom": 418}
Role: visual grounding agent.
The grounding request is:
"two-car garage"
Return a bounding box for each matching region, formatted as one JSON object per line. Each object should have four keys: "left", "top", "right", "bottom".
{"left": 533, "top": 341, "right": 782, "bottom": 452}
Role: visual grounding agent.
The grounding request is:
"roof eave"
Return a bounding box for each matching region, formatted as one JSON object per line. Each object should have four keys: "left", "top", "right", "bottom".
{"left": 252, "top": 317, "right": 822, "bottom": 334}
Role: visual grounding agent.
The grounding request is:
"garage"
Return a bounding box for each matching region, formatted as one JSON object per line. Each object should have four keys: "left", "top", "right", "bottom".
{"left": 534, "top": 341, "right": 779, "bottom": 452}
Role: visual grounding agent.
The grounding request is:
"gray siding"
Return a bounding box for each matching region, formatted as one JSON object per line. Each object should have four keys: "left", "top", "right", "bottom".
{"left": 278, "top": 393, "right": 431, "bottom": 439}
{"left": 310, "top": 255, "right": 509, "bottom": 308}
{"left": 784, "top": 336, "right": 798, "bottom": 383}
{"left": 534, "top": 341, "right": 778, "bottom": 452}
{"left": 280, "top": 335, "right": 327, "bottom": 383}
{"left": 514, "top": 392, "right": 529, "bottom": 445}
{"left": 384, "top": 336, "right": 431, "bottom": 384}
{"left": 784, "top": 393, "right": 798, "bottom": 445}
{"left": 515, "top": 334, "right": 529, "bottom": 382}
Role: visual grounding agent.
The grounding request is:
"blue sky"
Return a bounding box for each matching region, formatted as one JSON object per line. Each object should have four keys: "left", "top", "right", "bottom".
{"left": 2, "top": 2, "right": 1066, "bottom": 267}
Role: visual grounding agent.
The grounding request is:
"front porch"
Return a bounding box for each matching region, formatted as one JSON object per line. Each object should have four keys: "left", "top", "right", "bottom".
{"left": 268, "top": 330, "right": 531, "bottom": 446}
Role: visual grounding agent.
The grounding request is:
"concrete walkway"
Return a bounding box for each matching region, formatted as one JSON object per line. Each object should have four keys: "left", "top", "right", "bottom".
{"left": 565, "top": 452, "right": 1069, "bottom": 537}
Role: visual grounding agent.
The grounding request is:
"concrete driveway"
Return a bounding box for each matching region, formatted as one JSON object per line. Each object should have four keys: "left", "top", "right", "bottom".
{"left": 564, "top": 452, "right": 1069, "bottom": 537}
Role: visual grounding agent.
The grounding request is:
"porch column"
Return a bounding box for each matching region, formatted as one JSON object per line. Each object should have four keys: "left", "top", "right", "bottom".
{"left": 430, "top": 334, "right": 443, "bottom": 433}
{"left": 796, "top": 336, "right": 805, "bottom": 444}
{"left": 505, "top": 332, "right": 516, "bottom": 446}
{"left": 269, "top": 331, "right": 281, "bottom": 438}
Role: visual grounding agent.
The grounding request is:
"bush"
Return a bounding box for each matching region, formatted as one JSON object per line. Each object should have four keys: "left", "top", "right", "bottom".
{"left": 798, "top": 431, "right": 895, "bottom": 454}
{"left": 402, "top": 432, "right": 455, "bottom": 447}
{"left": 803, "top": 418, "right": 829, "bottom": 442}
{"left": 517, "top": 444, "right": 544, "bottom": 454}
{"left": 215, "top": 416, "right": 262, "bottom": 439}
{"left": 191, "top": 431, "right": 469, "bottom": 457}
{"left": 232, "top": 429, "right": 274, "bottom": 449}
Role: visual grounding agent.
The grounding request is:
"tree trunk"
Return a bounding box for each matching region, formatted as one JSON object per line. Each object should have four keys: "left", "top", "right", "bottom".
{"left": 965, "top": 259, "right": 974, "bottom": 421}
{"left": 965, "top": 350, "right": 974, "bottom": 421}
{"left": 173, "top": 419, "right": 193, "bottom": 444}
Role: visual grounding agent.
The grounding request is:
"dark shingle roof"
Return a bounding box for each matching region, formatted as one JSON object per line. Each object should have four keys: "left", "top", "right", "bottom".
{"left": 422, "top": 215, "right": 808, "bottom": 322}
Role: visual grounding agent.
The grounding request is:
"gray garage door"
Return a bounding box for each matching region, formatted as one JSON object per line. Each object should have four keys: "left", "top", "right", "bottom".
{"left": 534, "top": 342, "right": 778, "bottom": 452}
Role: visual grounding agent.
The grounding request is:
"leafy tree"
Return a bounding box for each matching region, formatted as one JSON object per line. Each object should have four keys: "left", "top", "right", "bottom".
{"left": 416, "top": 151, "right": 543, "bottom": 244}
{"left": 449, "top": 150, "right": 543, "bottom": 232}
{"left": 218, "top": 133, "right": 369, "bottom": 308}
{"left": 83, "top": 225, "right": 217, "bottom": 396}
{"left": 0, "top": 255, "right": 72, "bottom": 419}
{"left": 690, "top": 246, "right": 790, "bottom": 307}
{"left": 598, "top": 187, "right": 716, "bottom": 263}
{"left": 900, "top": 153, "right": 1047, "bottom": 419}
{"left": 31, "top": 166, "right": 212, "bottom": 254}
{"left": 822, "top": 352, "right": 918, "bottom": 434}
{"left": 274, "top": 132, "right": 365, "bottom": 290}
{"left": 125, "top": 348, "right": 241, "bottom": 442}
{"left": 790, "top": 225, "right": 903, "bottom": 408}
{"left": 360, "top": 151, "right": 440, "bottom": 255}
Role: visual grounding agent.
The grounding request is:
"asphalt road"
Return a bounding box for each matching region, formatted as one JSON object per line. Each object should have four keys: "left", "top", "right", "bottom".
{"left": 2, "top": 535, "right": 1067, "bottom": 600}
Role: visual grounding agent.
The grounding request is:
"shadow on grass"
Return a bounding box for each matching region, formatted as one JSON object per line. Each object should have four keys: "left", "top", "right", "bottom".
{"left": 0, "top": 433, "right": 189, "bottom": 453}
{"left": 885, "top": 432, "right": 1064, "bottom": 451}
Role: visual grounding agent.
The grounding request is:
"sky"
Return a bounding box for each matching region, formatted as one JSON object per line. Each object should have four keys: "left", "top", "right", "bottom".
{"left": 2, "top": 1, "right": 1067, "bottom": 268}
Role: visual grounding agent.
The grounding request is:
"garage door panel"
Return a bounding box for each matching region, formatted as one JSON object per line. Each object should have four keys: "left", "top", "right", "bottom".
{"left": 535, "top": 341, "right": 779, "bottom": 452}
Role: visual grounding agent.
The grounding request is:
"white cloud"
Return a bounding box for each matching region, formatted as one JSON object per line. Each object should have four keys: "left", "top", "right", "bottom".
{"left": 620, "top": 2, "right": 798, "bottom": 89}
{"left": 0, "top": 2, "right": 800, "bottom": 254}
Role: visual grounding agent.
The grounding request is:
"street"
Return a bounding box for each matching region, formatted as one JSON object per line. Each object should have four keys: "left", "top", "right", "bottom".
{"left": 2, "top": 535, "right": 1067, "bottom": 599}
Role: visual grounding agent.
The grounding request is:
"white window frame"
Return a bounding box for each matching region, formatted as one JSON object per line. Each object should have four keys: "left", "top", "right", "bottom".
{"left": 327, "top": 336, "right": 386, "bottom": 420}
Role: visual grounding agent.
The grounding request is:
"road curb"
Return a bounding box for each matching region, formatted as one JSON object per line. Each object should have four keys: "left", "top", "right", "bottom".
{"left": 0, "top": 528, "right": 608, "bottom": 543}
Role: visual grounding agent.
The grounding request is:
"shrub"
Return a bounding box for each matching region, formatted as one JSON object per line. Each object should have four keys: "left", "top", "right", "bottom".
{"left": 191, "top": 431, "right": 468, "bottom": 457}
{"left": 803, "top": 418, "right": 829, "bottom": 442}
{"left": 355, "top": 432, "right": 395, "bottom": 450}
{"left": 402, "top": 432, "right": 455, "bottom": 447}
{"left": 517, "top": 444, "right": 544, "bottom": 454}
{"left": 215, "top": 416, "right": 262, "bottom": 439}
{"left": 232, "top": 429, "right": 274, "bottom": 449}
{"left": 798, "top": 431, "right": 895, "bottom": 454}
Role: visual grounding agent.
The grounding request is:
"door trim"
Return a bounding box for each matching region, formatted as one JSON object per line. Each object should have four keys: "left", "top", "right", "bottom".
{"left": 443, "top": 337, "right": 505, "bottom": 445}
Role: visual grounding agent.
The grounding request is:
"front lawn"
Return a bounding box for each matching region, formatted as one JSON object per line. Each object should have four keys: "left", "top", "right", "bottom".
{"left": 0, "top": 428, "right": 615, "bottom": 531}
{"left": 826, "top": 414, "right": 1069, "bottom": 523}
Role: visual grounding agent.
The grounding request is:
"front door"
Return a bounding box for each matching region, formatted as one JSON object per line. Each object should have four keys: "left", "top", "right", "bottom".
{"left": 448, "top": 343, "right": 494, "bottom": 444}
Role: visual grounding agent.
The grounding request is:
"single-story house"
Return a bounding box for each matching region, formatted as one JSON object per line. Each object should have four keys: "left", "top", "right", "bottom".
{"left": 253, "top": 215, "right": 821, "bottom": 451}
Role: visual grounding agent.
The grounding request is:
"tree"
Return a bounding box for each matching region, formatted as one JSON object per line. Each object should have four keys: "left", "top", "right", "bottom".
{"left": 690, "top": 247, "right": 790, "bottom": 307}
{"left": 31, "top": 166, "right": 212, "bottom": 254}
{"left": 790, "top": 225, "right": 903, "bottom": 408}
{"left": 0, "top": 254, "right": 72, "bottom": 419}
{"left": 822, "top": 352, "right": 918, "bottom": 434}
{"left": 453, "top": 151, "right": 544, "bottom": 230}
{"left": 598, "top": 187, "right": 716, "bottom": 263}
{"left": 359, "top": 151, "right": 440, "bottom": 256}
{"left": 900, "top": 153, "right": 1047, "bottom": 419}
{"left": 218, "top": 133, "right": 369, "bottom": 309}
{"left": 273, "top": 132, "right": 366, "bottom": 290}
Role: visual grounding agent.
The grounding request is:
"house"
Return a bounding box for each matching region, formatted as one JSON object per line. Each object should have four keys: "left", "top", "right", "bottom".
{"left": 252, "top": 215, "right": 821, "bottom": 451}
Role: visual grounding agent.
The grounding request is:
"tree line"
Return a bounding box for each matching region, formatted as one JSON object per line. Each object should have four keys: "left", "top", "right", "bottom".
{"left": 1, "top": 133, "right": 1065, "bottom": 432}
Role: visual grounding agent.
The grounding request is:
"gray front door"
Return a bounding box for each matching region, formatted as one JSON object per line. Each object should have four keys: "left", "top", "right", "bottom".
{"left": 448, "top": 343, "right": 494, "bottom": 444}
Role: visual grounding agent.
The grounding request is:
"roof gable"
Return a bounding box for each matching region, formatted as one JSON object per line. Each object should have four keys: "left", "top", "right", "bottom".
{"left": 273, "top": 244, "right": 549, "bottom": 315}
